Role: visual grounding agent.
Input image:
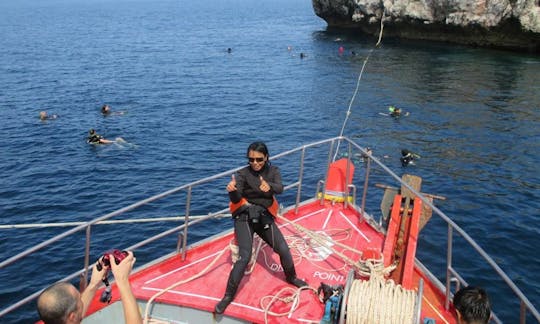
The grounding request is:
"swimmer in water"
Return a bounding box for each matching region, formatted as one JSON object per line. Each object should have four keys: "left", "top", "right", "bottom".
{"left": 101, "top": 104, "right": 126, "bottom": 116}
{"left": 388, "top": 106, "right": 409, "bottom": 117}
{"left": 39, "top": 111, "right": 58, "bottom": 120}
{"left": 400, "top": 149, "right": 420, "bottom": 166}
{"left": 87, "top": 129, "right": 114, "bottom": 144}
{"left": 101, "top": 104, "right": 111, "bottom": 115}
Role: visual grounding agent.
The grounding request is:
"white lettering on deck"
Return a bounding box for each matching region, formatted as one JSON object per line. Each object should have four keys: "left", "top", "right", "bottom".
{"left": 313, "top": 271, "right": 344, "bottom": 282}
{"left": 270, "top": 263, "right": 283, "bottom": 272}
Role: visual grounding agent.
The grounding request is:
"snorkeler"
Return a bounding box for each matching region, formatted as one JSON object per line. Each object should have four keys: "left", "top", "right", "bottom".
{"left": 388, "top": 106, "right": 409, "bottom": 117}
{"left": 101, "top": 104, "right": 126, "bottom": 116}
{"left": 87, "top": 129, "right": 114, "bottom": 145}
{"left": 39, "top": 111, "right": 58, "bottom": 120}
{"left": 400, "top": 149, "right": 421, "bottom": 166}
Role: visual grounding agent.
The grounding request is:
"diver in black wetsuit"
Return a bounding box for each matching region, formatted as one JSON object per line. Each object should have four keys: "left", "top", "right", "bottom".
{"left": 214, "top": 142, "right": 307, "bottom": 314}
{"left": 87, "top": 129, "right": 113, "bottom": 144}
{"left": 400, "top": 149, "right": 420, "bottom": 166}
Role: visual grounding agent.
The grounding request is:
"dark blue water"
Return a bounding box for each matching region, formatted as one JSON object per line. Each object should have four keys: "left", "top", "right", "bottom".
{"left": 1, "top": 0, "right": 539, "bottom": 322}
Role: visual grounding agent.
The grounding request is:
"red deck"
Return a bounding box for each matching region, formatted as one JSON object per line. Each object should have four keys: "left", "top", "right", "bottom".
{"left": 87, "top": 199, "right": 457, "bottom": 323}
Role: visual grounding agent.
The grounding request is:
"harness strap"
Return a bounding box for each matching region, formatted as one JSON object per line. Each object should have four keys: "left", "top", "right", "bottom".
{"left": 229, "top": 196, "right": 279, "bottom": 217}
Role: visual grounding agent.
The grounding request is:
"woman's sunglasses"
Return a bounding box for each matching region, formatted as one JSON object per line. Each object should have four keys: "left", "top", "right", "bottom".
{"left": 248, "top": 157, "right": 265, "bottom": 163}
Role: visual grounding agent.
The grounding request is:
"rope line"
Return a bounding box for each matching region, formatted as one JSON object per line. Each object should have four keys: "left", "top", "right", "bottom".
{"left": 142, "top": 246, "right": 228, "bottom": 324}
{"left": 333, "top": 7, "right": 386, "bottom": 161}
{"left": 347, "top": 270, "right": 417, "bottom": 324}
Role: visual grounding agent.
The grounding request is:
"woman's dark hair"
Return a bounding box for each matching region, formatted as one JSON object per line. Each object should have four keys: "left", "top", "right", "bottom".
{"left": 247, "top": 142, "right": 269, "bottom": 158}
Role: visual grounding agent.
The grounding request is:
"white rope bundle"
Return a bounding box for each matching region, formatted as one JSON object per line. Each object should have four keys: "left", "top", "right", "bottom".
{"left": 347, "top": 272, "right": 417, "bottom": 324}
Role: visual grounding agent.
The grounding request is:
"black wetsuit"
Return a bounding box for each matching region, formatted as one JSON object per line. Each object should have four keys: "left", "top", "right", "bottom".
{"left": 87, "top": 134, "right": 102, "bottom": 144}
{"left": 223, "top": 164, "right": 298, "bottom": 298}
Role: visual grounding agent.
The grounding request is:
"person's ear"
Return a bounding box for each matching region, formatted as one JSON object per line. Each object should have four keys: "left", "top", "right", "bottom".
{"left": 67, "top": 310, "right": 78, "bottom": 323}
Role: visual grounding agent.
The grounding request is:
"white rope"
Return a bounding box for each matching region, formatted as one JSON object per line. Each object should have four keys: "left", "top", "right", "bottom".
{"left": 142, "top": 246, "right": 228, "bottom": 324}
{"left": 333, "top": 7, "right": 387, "bottom": 161}
{"left": 260, "top": 285, "right": 317, "bottom": 324}
{"left": 347, "top": 273, "right": 417, "bottom": 324}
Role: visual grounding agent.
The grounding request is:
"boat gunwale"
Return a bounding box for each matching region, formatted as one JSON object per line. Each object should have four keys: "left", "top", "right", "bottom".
{"left": 1, "top": 136, "right": 538, "bottom": 323}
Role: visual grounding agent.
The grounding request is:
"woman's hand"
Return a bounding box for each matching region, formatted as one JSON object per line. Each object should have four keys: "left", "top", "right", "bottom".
{"left": 226, "top": 174, "right": 237, "bottom": 192}
{"left": 259, "top": 176, "right": 270, "bottom": 192}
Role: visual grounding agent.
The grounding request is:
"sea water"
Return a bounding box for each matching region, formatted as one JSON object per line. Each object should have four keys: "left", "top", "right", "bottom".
{"left": 0, "top": 0, "right": 539, "bottom": 322}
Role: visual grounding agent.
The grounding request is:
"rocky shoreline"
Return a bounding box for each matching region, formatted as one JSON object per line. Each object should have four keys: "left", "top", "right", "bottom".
{"left": 312, "top": 0, "right": 540, "bottom": 53}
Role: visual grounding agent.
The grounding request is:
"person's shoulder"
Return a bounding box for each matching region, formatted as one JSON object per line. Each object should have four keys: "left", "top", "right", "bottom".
{"left": 268, "top": 164, "right": 280, "bottom": 171}
{"left": 237, "top": 166, "right": 250, "bottom": 175}
{"left": 266, "top": 164, "right": 281, "bottom": 175}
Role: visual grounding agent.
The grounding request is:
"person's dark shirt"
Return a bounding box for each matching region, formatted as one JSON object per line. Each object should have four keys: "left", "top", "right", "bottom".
{"left": 229, "top": 164, "right": 283, "bottom": 208}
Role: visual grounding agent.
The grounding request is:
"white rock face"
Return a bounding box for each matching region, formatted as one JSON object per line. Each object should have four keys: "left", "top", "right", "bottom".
{"left": 312, "top": 0, "right": 540, "bottom": 52}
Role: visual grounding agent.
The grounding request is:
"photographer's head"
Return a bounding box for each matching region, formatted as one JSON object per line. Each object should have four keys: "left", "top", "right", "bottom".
{"left": 37, "top": 282, "right": 83, "bottom": 324}
{"left": 453, "top": 286, "right": 491, "bottom": 324}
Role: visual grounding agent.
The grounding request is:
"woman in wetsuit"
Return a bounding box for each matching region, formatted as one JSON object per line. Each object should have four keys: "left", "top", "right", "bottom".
{"left": 215, "top": 142, "right": 307, "bottom": 314}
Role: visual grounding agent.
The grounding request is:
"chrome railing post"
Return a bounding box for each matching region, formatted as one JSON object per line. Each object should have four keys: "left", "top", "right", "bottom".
{"left": 181, "top": 186, "right": 192, "bottom": 261}
{"left": 294, "top": 147, "right": 306, "bottom": 214}
{"left": 445, "top": 224, "right": 454, "bottom": 310}
{"left": 80, "top": 225, "right": 92, "bottom": 291}
{"left": 360, "top": 151, "right": 371, "bottom": 222}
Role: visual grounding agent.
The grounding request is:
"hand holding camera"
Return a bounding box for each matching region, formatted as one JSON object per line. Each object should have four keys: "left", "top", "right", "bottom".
{"left": 96, "top": 249, "right": 134, "bottom": 303}
{"left": 97, "top": 249, "right": 128, "bottom": 271}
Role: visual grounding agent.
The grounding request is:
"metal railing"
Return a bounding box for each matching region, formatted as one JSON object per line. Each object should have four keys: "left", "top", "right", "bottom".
{"left": 0, "top": 136, "right": 538, "bottom": 323}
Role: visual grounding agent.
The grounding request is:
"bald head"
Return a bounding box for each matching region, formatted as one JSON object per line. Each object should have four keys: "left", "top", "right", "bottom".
{"left": 37, "top": 282, "right": 82, "bottom": 324}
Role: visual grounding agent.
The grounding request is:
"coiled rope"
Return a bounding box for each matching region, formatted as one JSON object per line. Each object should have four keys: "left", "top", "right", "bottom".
{"left": 347, "top": 271, "right": 417, "bottom": 324}
{"left": 277, "top": 214, "right": 417, "bottom": 324}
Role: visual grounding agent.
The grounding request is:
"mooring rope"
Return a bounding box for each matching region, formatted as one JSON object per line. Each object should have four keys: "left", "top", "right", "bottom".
{"left": 347, "top": 268, "right": 417, "bottom": 324}
{"left": 333, "top": 7, "right": 387, "bottom": 161}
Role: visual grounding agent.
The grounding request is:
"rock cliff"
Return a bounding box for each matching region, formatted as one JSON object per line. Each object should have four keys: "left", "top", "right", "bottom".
{"left": 312, "top": 0, "right": 540, "bottom": 53}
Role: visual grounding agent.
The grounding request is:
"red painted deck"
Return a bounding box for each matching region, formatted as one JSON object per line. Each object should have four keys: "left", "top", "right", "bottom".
{"left": 86, "top": 199, "right": 457, "bottom": 323}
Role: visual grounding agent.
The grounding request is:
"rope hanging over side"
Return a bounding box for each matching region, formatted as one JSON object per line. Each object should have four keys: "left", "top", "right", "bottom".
{"left": 333, "top": 7, "right": 387, "bottom": 161}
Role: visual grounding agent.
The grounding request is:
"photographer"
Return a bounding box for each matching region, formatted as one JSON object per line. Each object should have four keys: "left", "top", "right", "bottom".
{"left": 37, "top": 251, "right": 142, "bottom": 324}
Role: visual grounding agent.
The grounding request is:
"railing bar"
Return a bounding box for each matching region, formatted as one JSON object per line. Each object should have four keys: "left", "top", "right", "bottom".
{"left": 0, "top": 215, "right": 232, "bottom": 229}
{"left": 2, "top": 136, "right": 539, "bottom": 323}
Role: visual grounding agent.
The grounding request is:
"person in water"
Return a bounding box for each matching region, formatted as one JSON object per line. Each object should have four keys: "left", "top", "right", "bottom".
{"left": 215, "top": 141, "right": 307, "bottom": 314}
{"left": 101, "top": 104, "right": 125, "bottom": 116}
{"left": 388, "top": 105, "right": 409, "bottom": 117}
{"left": 453, "top": 286, "right": 491, "bottom": 324}
{"left": 101, "top": 104, "right": 111, "bottom": 115}
{"left": 400, "top": 149, "right": 420, "bottom": 166}
{"left": 40, "top": 111, "right": 58, "bottom": 120}
{"left": 87, "top": 129, "right": 113, "bottom": 144}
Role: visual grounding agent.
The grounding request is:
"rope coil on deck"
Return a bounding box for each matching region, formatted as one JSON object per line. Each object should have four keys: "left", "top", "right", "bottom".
{"left": 347, "top": 271, "right": 417, "bottom": 324}
{"left": 277, "top": 214, "right": 418, "bottom": 323}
